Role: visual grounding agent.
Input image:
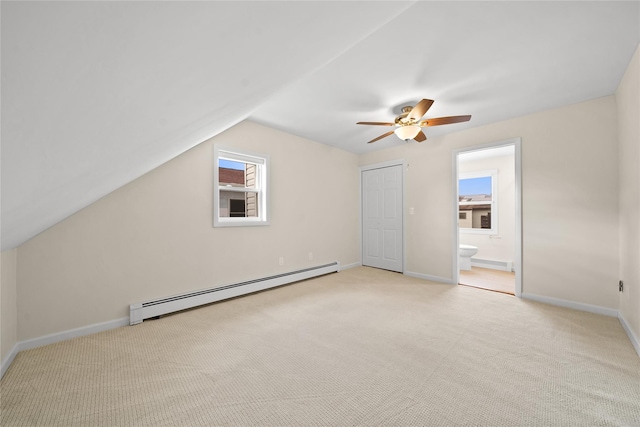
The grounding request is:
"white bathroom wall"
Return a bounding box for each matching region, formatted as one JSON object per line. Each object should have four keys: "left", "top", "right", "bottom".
{"left": 459, "top": 151, "right": 516, "bottom": 269}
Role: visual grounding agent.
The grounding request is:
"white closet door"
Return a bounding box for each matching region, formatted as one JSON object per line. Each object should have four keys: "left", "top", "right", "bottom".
{"left": 362, "top": 165, "right": 403, "bottom": 272}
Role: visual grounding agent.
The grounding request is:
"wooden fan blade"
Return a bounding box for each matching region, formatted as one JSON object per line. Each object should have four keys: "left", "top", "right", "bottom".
{"left": 414, "top": 130, "right": 427, "bottom": 142}
{"left": 367, "top": 130, "right": 395, "bottom": 144}
{"left": 357, "top": 121, "right": 395, "bottom": 126}
{"left": 407, "top": 99, "right": 434, "bottom": 120}
{"left": 420, "top": 115, "right": 471, "bottom": 127}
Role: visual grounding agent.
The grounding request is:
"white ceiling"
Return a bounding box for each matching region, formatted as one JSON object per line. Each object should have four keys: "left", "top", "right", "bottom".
{"left": 2, "top": 1, "right": 639, "bottom": 250}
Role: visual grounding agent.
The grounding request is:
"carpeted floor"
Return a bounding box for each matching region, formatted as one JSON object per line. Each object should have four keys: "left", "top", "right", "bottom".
{"left": 1, "top": 266, "right": 639, "bottom": 426}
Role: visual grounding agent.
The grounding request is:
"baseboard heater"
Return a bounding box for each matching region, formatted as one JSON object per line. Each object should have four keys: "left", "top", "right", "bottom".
{"left": 470, "top": 258, "right": 513, "bottom": 272}
{"left": 129, "top": 262, "right": 340, "bottom": 325}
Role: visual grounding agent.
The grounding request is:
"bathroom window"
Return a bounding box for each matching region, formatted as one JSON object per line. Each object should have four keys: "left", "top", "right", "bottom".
{"left": 213, "top": 145, "right": 270, "bottom": 227}
{"left": 458, "top": 170, "right": 497, "bottom": 235}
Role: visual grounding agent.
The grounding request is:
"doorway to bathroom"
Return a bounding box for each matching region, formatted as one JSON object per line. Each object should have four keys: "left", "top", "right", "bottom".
{"left": 453, "top": 139, "right": 522, "bottom": 296}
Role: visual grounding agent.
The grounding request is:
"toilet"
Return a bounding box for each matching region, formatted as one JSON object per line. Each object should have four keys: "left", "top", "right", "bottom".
{"left": 459, "top": 244, "right": 478, "bottom": 271}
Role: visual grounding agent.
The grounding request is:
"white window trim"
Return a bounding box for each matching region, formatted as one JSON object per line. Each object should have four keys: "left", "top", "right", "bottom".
{"left": 459, "top": 169, "right": 498, "bottom": 235}
{"left": 213, "top": 145, "right": 270, "bottom": 227}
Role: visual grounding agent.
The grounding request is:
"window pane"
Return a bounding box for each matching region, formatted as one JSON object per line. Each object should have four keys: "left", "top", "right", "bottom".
{"left": 218, "top": 160, "right": 258, "bottom": 190}
{"left": 459, "top": 176, "right": 492, "bottom": 201}
{"left": 219, "top": 191, "right": 259, "bottom": 218}
{"left": 213, "top": 145, "right": 269, "bottom": 227}
{"left": 244, "top": 163, "right": 258, "bottom": 190}
{"left": 245, "top": 190, "right": 258, "bottom": 217}
{"left": 219, "top": 159, "right": 244, "bottom": 170}
{"left": 229, "top": 199, "right": 246, "bottom": 217}
{"left": 459, "top": 175, "right": 494, "bottom": 231}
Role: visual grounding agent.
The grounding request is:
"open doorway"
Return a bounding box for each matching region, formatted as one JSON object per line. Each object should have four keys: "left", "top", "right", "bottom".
{"left": 453, "top": 139, "right": 522, "bottom": 296}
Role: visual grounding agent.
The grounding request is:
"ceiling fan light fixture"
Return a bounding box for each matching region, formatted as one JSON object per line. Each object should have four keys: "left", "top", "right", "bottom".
{"left": 356, "top": 99, "right": 471, "bottom": 144}
{"left": 394, "top": 125, "right": 421, "bottom": 141}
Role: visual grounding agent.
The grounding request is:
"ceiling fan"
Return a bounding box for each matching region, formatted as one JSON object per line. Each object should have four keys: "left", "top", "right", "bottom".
{"left": 357, "top": 99, "right": 471, "bottom": 144}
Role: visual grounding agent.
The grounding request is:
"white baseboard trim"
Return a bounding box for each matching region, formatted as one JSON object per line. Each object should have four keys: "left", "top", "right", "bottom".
{"left": 521, "top": 293, "right": 618, "bottom": 317}
{"left": 1, "top": 343, "right": 20, "bottom": 379}
{"left": 470, "top": 258, "right": 512, "bottom": 272}
{"left": 339, "top": 262, "right": 361, "bottom": 271}
{"left": 131, "top": 263, "right": 340, "bottom": 325}
{"left": 0, "top": 317, "right": 129, "bottom": 380}
{"left": 618, "top": 312, "right": 640, "bottom": 358}
{"left": 404, "top": 271, "right": 455, "bottom": 284}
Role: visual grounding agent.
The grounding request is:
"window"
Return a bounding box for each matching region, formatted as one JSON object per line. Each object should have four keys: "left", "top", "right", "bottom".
{"left": 213, "top": 145, "right": 269, "bottom": 227}
{"left": 459, "top": 170, "right": 497, "bottom": 235}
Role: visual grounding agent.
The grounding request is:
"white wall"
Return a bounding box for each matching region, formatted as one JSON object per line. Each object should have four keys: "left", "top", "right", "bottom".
{"left": 1, "top": 249, "right": 18, "bottom": 365}
{"left": 15, "top": 121, "right": 360, "bottom": 341}
{"left": 616, "top": 43, "right": 640, "bottom": 343}
{"left": 459, "top": 152, "right": 515, "bottom": 267}
{"left": 360, "top": 96, "right": 620, "bottom": 309}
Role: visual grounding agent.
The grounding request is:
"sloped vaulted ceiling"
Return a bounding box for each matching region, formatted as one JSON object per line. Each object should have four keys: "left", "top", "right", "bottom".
{"left": 1, "top": 1, "right": 639, "bottom": 251}
{"left": 0, "top": 1, "right": 412, "bottom": 250}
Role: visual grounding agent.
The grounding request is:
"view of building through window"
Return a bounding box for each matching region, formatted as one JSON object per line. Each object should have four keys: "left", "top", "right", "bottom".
{"left": 218, "top": 159, "right": 259, "bottom": 218}
{"left": 459, "top": 176, "right": 493, "bottom": 230}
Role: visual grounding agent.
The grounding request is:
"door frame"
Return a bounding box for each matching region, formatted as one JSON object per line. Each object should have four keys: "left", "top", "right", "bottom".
{"left": 452, "top": 138, "right": 523, "bottom": 296}
{"left": 359, "top": 159, "right": 406, "bottom": 273}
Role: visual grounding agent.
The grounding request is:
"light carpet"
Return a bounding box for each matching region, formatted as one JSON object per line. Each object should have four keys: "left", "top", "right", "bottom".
{"left": 1, "top": 266, "right": 639, "bottom": 426}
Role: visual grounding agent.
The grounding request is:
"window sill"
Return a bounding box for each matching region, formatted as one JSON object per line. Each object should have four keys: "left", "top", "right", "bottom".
{"left": 213, "top": 219, "right": 270, "bottom": 228}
